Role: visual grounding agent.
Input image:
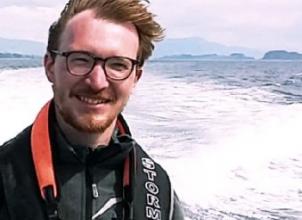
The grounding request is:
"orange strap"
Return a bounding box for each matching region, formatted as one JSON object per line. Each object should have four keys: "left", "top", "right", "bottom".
{"left": 31, "top": 101, "right": 130, "bottom": 200}
{"left": 31, "top": 101, "right": 57, "bottom": 199}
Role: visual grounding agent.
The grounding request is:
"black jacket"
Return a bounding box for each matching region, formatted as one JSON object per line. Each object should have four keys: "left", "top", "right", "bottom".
{"left": 0, "top": 105, "right": 184, "bottom": 220}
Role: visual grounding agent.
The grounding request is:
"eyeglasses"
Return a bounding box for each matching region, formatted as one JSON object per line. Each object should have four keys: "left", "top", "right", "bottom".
{"left": 50, "top": 50, "right": 140, "bottom": 80}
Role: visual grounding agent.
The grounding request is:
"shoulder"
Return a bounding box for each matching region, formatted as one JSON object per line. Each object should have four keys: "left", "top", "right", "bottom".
{"left": 134, "top": 144, "right": 185, "bottom": 220}
{"left": 134, "top": 143, "right": 162, "bottom": 167}
{"left": 135, "top": 143, "right": 171, "bottom": 182}
{"left": 0, "top": 126, "right": 32, "bottom": 162}
{"left": 0, "top": 126, "right": 32, "bottom": 216}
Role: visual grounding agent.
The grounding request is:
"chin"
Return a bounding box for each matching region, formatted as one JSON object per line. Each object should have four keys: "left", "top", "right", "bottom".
{"left": 56, "top": 96, "right": 125, "bottom": 133}
{"left": 73, "top": 114, "right": 116, "bottom": 133}
{"left": 58, "top": 105, "right": 114, "bottom": 133}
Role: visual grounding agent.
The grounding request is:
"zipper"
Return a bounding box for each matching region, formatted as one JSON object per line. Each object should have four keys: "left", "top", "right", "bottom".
{"left": 86, "top": 166, "right": 94, "bottom": 220}
{"left": 92, "top": 183, "right": 99, "bottom": 199}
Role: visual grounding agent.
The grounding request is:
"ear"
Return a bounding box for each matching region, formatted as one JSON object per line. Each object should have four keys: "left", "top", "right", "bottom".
{"left": 44, "top": 52, "right": 55, "bottom": 83}
{"left": 134, "top": 68, "right": 143, "bottom": 83}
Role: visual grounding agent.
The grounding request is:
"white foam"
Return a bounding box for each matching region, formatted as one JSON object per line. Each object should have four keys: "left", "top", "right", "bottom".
{"left": 128, "top": 70, "right": 302, "bottom": 216}
{"left": 0, "top": 67, "right": 52, "bottom": 144}
{"left": 160, "top": 102, "right": 302, "bottom": 215}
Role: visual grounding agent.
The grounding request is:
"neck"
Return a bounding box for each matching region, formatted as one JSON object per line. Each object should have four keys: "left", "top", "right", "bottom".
{"left": 55, "top": 111, "right": 116, "bottom": 149}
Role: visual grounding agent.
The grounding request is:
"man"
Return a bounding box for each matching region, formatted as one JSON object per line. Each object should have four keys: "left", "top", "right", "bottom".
{"left": 0, "top": 0, "right": 184, "bottom": 219}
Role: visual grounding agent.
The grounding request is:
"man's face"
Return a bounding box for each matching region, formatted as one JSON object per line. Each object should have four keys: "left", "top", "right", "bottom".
{"left": 45, "top": 10, "right": 141, "bottom": 133}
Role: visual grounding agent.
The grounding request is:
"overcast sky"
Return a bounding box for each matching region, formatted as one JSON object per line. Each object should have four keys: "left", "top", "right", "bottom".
{"left": 0, "top": 0, "right": 301, "bottom": 52}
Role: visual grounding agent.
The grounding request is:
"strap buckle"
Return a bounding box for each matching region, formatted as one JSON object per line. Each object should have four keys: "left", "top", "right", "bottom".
{"left": 43, "top": 186, "right": 61, "bottom": 220}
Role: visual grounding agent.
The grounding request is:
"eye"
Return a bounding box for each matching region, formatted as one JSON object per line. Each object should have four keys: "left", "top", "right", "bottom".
{"left": 106, "top": 58, "right": 132, "bottom": 71}
{"left": 68, "top": 52, "right": 92, "bottom": 65}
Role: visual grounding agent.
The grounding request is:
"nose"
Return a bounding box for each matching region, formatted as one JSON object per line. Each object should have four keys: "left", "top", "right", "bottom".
{"left": 85, "top": 63, "right": 109, "bottom": 91}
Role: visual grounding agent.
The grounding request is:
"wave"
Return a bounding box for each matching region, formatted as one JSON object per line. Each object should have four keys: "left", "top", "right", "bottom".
{"left": 182, "top": 203, "right": 302, "bottom": 220}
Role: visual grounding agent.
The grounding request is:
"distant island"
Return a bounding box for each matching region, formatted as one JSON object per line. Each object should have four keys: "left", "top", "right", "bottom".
{"left": 0, "top": 52, "right": 40, "bottom": 59}
{"left": 153, "top": 37, "right": 263, "bottom": 58}
{"left": 1, "top": 37, "right": 302, "bottom": 61}
{"left": 156, "top": 50, "right": 302, "bottom": 61}
{"left": 157, "top": 53, "right": 254, "bottom": 61}
{"left": 262, "top": 50, "right": 302, "bottom": 60}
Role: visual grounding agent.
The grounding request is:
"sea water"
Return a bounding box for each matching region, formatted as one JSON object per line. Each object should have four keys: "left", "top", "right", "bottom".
{"left": 0, "top": 59, "right": 302, "bottom": 219}
{"left": 0, "top": 57, "right": 42, "bottom": 71}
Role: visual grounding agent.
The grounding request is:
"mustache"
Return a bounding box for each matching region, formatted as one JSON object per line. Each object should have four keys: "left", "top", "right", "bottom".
{"left": 70, "top": 88, "right": 114, "bottom": 101}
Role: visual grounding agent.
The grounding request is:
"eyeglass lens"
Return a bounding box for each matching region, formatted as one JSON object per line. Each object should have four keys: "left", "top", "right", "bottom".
{"left": 67, "top": 52, "right": 134, "bottom": 79}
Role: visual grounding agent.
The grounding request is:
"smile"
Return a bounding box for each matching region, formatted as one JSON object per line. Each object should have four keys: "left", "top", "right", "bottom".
{"left": 77, "top": 95, "right": 110, "bottom": 105}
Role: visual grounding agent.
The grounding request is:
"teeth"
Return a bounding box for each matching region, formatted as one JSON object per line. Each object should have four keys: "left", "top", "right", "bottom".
{"left": 78, "top": 96, "right": 108, "bottom": 105}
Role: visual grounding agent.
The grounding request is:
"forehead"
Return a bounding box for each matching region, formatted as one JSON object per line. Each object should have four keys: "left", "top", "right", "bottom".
{"left": 59, "top": 10, "right": 139, "bottom": 57}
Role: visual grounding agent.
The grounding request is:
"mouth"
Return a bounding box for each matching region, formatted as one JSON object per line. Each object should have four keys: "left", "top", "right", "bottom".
{"left": 76, "top": 95, "right": 111, "bottom": 105}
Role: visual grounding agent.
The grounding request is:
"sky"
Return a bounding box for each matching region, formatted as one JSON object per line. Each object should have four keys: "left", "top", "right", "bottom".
{"left": 0, "top": 0, "right": 301, "bottom": 52}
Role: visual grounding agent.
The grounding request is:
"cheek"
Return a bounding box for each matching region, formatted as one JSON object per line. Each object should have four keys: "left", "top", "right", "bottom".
{"left": 52, "top": 73, "right": 75, "bottom": 97}
{"left": 118, "top": 80, "right": 136, "bottom": 96}
{"left": 53, "top": 60, "right": 70, "bottom": 82}
{"left": 53, "top": 62, "right": 76, "bottom": 88}
{"left": 110, "top": 83, "right": 133, "bottom": 105}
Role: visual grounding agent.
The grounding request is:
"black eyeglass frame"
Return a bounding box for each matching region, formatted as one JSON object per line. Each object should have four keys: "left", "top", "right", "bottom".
{"left": 50, "top": 50, "right": 141, "bottom": 81}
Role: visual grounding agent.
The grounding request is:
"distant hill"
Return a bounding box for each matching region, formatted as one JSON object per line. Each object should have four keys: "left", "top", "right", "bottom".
{"left": 0, "top": 37, "right": 45, "bottom": 56}
{"left": 3, "top": 37, "right": 300, "bottom": 61}
{"left": 157, "top": 53, "right": 254, "bottom": 61}
{"left": 153, "top": 37, "right": 264, "bottom": 59}
{"left": 262, "top": 50, "right": 302, "bottom": 60}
